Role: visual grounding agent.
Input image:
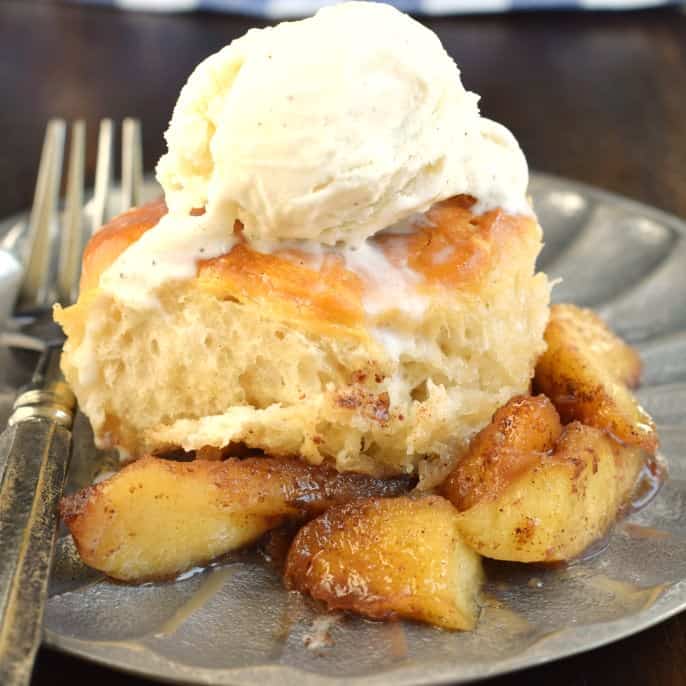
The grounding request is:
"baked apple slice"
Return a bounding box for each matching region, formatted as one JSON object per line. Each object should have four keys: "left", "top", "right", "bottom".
{"left": 61, "top": 455, "right": 412, "bottom": 581}
{"left": 285, "top": 495, "right": 483, "bottom": 630}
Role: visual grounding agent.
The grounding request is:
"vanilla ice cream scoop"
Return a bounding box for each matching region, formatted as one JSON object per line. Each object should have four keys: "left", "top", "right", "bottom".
{"left": 156, "top": 1, "right": 529, "bottom": 247}
{"left": 101, "top": 1, "right": 531, "bottom": 309}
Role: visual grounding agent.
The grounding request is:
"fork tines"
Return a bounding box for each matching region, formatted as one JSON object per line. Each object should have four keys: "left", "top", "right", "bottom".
{"left": 18, "top": 118, "right": 144, "bottom": 310}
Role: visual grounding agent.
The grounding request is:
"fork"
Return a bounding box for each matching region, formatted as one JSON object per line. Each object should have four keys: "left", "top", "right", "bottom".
{"left": 0, "top": 117, "right": 143, "bottom": 686}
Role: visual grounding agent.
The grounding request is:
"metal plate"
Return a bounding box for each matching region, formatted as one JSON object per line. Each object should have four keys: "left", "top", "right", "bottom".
{"left": 8, "top": 172, "right": 686, "bottom": 685}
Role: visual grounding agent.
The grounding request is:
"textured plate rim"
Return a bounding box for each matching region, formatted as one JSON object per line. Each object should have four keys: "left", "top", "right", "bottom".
{"left": 528, "top": 172, "right": 686, "bottom": 237}
{"left": 41, "top": 583, "right": 686, "bottom": 686}
{"left": 36, "top": 171, "right": 686, "bottom": 685}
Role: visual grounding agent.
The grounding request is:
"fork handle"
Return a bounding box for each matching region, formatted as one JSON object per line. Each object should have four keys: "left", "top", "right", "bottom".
{"left": 0, "top": 349, "right": 74, "bottom": 686}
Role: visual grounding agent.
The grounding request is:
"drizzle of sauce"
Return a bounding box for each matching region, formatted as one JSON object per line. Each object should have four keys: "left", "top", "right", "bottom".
{"left": 583, "top": 574, "right": 666, "bottom": 611}
{"left": 627, "top": 455, "right": 667, "bottom": 514}
{"left": 272, "top": 592, "right": 309, "bottom": 643}
{"left": 384, "top": 620, "right": 409, "bottom": 659}
{"left": 154, "top": 566, "right": 238, "bottom": 638}
{"left": 259, "top": 525, "right": 301, "bottom": 576}
{"left": 480, "top": 594, "right": 531, "bottom": 634}
{"left": 620, "top": 523, "right": 671, "bottom": 541}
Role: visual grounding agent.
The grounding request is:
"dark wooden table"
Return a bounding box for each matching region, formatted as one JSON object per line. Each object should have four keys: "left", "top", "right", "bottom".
{"left": 2, "top": 1, "right": 686, "bottom": 684}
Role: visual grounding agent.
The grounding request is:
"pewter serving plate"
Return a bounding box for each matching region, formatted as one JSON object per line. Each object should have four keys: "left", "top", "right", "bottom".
{"left": 2, "top": 172, "right": 686, "bottom": 685}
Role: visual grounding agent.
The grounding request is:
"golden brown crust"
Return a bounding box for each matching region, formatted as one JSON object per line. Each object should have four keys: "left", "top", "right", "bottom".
{"left": 80, "top": 200, "right": 167, "bottom": 292}
{"left": 376, "top": 196, "right": 539, "bottom": 291}
{"left": 76, "top": 196, "right": 541, "bottom": 328}
{"left": 198, "top": 244, "right": 366, "bottom": 329}
{"left": 56, "top": 194, "right": 548, "bottom": 474}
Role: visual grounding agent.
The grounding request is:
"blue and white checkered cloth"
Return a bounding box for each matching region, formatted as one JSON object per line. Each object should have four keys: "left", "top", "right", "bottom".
{"left": 78, "top": 0, "right": 684, "bottom": 17}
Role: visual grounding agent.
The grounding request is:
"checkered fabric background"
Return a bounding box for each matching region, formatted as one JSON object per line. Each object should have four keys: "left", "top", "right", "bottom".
{"left": 75, "top": 0, "right": 684, "bottom": 17}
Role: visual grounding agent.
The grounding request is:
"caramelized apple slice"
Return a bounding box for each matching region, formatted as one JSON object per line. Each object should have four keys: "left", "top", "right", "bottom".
{"left": 442, "top": 396, "right": 646, "bottom": 562}
{"left": 285, "top": 495, "right": 483, "bottom": 630}
{"left": 535, "top": 303, "right": 656, "bottom": 452}
{"left": 442, "top": 394, "right": 562, "bottom": 511}
{"left": 61, "top": 456, "right": 412, "bottom": 581}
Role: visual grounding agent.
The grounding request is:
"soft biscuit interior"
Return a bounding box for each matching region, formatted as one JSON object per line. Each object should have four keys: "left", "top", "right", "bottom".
{"left": 56, "top": 196, "right": 550, "bottom": 485}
